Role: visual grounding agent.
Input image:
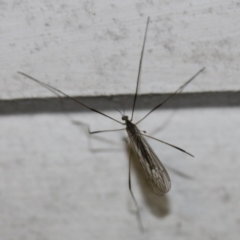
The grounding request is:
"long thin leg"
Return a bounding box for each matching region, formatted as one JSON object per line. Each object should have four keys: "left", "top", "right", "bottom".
{"left": 18, "top": 72, "right": 123, "bottom": 125}
{"left": 72, "top": 120, "right": 125, "bottom": 134}
{"left": 135, "top": 67, "right": 205, "bottom": 125}
{"left": 130, "top": 17, "right": 150, "bottom": 122}
{"left": 90, "top": 129, "right": 125, "bottom": 134}
{"left": 72, "top": 120, "right": 123, "bottom": 151}
{"left": 142, "top": 133, "right": 194, "bottom": 157}
{"left": 128, "top": 145, "right": 144, "bottom": 232}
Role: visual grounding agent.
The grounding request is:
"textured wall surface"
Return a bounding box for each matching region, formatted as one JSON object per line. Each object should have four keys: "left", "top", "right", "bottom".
{"left": 1, "top": 108, "right": 240, "bottom": 239}
{"left": 1, "top": 1, "right": 240, "bottom": 240}
{"left": 1, "top": 0, "right": 240, "bottom": 99}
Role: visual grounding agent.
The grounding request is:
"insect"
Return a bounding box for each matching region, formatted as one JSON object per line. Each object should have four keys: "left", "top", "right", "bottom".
{"left": 19, "top": 17, "right": 204, "bottom": 228}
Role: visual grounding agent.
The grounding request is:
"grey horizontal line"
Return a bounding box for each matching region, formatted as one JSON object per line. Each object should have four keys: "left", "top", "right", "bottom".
{"left": 0, "top": 91, "right": 239, "bottom": 115}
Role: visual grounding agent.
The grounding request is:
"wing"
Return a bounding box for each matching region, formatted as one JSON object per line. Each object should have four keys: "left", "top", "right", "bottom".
{"left": 127, "top": 128, "right": 171, "bottom": 196}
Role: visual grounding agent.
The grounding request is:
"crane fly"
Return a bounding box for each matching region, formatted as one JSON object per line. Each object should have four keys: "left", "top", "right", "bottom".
{"left": 18, "top": 17, "right": 204, "bottom": 228}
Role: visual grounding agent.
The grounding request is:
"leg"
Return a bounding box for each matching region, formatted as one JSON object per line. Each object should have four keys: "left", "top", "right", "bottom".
{"left": 72, "top": 120, "right": 124, "bottom": 134}
{"left": 72, "top": 120, "right": 123, "bottom": 152}
{"left": 142, "top": 133, "right": 194, "bottom": 157}
{"left": 128, "top": 145, "right": 144, "bottom": 232}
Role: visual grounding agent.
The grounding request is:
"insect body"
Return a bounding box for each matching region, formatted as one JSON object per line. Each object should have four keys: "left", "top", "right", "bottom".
{"left": 123, "top": 116, "right": 171, "bottom": 195}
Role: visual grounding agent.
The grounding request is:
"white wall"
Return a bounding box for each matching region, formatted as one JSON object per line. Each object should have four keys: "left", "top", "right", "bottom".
{"left": 1, "top": 1, "right": 240, "bottom": 240}
{"left": 1, "top": 0, "right": 240, "bottom": 99}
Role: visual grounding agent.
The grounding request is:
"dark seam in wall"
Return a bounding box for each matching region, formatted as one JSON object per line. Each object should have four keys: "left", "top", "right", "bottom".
{"left": 0, "top": 91, "right": 240, "bottom": 115}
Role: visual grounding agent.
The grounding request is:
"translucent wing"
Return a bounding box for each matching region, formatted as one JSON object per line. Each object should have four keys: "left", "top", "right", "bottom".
{"left": 127, "top": 125, "right": 171, "bottom": 196}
